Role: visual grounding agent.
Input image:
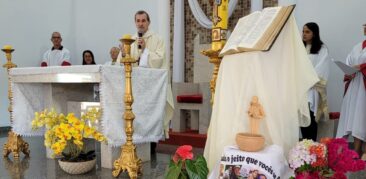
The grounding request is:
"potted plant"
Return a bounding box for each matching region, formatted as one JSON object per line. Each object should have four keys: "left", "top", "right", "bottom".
{"left": 165, "top": 145, "right": 209, "bottom": 179}
{"left": 32, "top": 108, "right": 106, "bottom": 174}
{"left": 288, "top": 138, "right": 365, "bottom": 179}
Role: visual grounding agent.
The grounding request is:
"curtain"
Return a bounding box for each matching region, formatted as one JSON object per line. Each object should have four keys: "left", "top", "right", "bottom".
{"left": 187, "top": 0, "right": 238, "bottom": 29}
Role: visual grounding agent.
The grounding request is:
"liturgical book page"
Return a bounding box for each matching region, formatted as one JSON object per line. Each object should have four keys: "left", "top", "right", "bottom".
{"left": 221, "top": 12, "right": 261, "bottom": 55}
{"left": 220, "top": 4, "right": 295, "bottom": 56}
{"left": 333, "top": 60, "right": 359, "bottom": 75}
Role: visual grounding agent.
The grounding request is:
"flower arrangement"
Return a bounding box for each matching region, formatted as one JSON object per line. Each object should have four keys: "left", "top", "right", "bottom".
{"left": 289, "top": 138, "right": 365, "bottom": 179}
{"left": 32, "top": 108, "right": 106, "bottom": 162}
{"left": 165, "top": 145, "right": 209, "bottom": 179}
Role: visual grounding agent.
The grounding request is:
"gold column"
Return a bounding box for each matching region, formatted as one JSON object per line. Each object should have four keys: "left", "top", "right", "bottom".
{"left": 201, "top": 0, "right": 228, "bottom": 105}
{"left": 112, "top": 35, "right": 142, "bottom": 178}
{"left": 2, "top": 45, "right": 30, "bottom": 159}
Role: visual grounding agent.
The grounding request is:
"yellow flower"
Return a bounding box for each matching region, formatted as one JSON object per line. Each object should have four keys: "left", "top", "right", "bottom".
{"left": 39, "top": 112, "right": 45, "bottom": 118}
{"left": 58, "top": 113, "right": 66, "bottom": 122}
{"left": 93, "top": 132, "right": 106, "bottom": 142}
{"left": 51, "top": 142, "right": 64, "bottom": 155}
{"left": 83, "top": 126, "right": 95, "bottom": 137}
{"left": 73, "top": 120, "right": 85, "bottom": 131}
{"left": 73, "top": 133, "right": 83, "bottom": 141}
{"left": 67, "top": 113, "right": 77, "bottom": 123}
{"left": 63, "top": 133, "right": 72, "bottom": 140}
{"left": 32, "top": 108, "right": 107, "bottom": 159}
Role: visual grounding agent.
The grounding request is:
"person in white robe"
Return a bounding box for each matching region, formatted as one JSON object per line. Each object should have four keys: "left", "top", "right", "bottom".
{"left": 203, "top": 16, "right": 319, "bottom": 170}
{"left": 301, "top": 22, "right": 330, "bottom": 141}
{"left": 117, "top": 10, "right": 174, "bottom": 140}
{"left": 104, "top": 47, "right": 120, "bottom": 65}
{"left": 41, "top": 32, "right": 71, "bottom": 67}
{"left": 336, "top": 24, "right": 366, "bottom": 159}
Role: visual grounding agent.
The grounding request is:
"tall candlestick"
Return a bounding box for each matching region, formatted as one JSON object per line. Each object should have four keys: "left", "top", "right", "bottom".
{"left": 212, "top": 0, "right": 228, "bottom": 51}
{"left": 112, "top": 35, "right": 142, "bottom": 179}
{"left": 2, "top": 46, "right": 30, "bottom": 159}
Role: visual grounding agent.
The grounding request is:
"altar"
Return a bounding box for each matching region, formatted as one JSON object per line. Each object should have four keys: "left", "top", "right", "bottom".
{"left": 9, "top": 65, "right": 168, "bottom": 168}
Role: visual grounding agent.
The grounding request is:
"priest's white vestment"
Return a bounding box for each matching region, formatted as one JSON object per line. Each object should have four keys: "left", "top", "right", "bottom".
{"left": 117, "top": 30, "right": 174, "bottom": 138}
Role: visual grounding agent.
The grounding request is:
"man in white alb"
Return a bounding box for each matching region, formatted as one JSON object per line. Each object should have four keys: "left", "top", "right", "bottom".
{"left": 104, "top": 46, "right": 120, "bottom": 65}
{"left": 41, "top": 32, "right": 71, "bottom": 67}
{"left": 117, "top": 10, "right": 174, "bottom": 152}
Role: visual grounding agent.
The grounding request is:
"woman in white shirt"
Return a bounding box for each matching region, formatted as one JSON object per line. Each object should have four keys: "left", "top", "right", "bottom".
{"left": 301, "top": 22, "right": 330, "bottom": 141}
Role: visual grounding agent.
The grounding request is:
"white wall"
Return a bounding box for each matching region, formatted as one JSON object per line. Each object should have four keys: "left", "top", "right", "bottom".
{"left": 294, "top": 0, "right": 366, "bottom": 113}
{"left": 0, "top": 0, "right": 166, "bottom": 126}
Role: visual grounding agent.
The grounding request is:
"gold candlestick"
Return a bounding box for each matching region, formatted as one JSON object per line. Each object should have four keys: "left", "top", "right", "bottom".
{"left": 2, "top": 46, "right": 30, "bottom": 159}
{"left": 112, "top": 35, "right": 142, "bottom": 178}
{"left": 201, "top": 49, "right": 221, "bottom": 105}
{"left": 201, "top": 0, "right": 228, "bottom": 105}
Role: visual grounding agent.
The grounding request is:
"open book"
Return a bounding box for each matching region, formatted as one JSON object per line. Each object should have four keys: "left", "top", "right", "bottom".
{"left": 220, "top": 5, "right": 295, "bottom": 56}
{"left": 333, "top": 60, "right": 359, "bottom": 75}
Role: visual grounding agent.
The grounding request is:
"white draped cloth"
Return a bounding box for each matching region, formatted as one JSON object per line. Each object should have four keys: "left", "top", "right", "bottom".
{"left": 10, "top": 65, "right": 167, "bottom": 146}
{"left": 336, "top": 43, "right": 366, "bottom": 141}
{"left": 204, "top": 16, "right": 319, "bottom": 170}
{"left": 187, "top": 0, "right": 238, "bottom": 29}
{"left": 100, "top": 66, "right": 167, "bottom": 146}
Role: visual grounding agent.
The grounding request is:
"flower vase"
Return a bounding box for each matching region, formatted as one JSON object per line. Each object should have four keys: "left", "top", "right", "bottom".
{"left": 58, "top": 158, "right": 96, "bottom": 174}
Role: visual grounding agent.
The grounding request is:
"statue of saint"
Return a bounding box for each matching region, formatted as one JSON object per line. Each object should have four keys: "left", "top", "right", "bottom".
{"left": 248, "top": 96, "right": 265, "bottom": 134}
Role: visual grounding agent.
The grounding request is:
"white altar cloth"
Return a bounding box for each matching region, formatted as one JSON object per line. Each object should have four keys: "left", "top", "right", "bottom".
{"left": 208, "top": 145, "right": 292, "bottom": 179}
{"left": 10, "top": 65, "right": 167, "bottom": 146}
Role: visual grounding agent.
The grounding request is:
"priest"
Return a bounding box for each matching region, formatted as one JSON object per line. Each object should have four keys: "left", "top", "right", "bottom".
{"left": 117, "top": 10, "right": 174, "bottom": 140}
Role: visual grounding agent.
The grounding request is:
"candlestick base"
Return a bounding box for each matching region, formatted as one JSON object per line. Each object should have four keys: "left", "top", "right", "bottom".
{"left": 3, "top": 131, "right": 30, "bottom": 159}
{"left": 112, "top": 144, "right": 142, "bottom": 179}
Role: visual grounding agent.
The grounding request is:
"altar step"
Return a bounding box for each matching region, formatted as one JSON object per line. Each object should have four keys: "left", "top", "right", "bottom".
{"left": 159, "top": 129, "right": 207, "bottom": 148}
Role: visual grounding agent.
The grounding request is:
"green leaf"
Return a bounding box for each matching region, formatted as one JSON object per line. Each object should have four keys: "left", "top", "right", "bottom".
{"left": 185, "top": 155, "right": 209, "bottom": 179}
{"left": 179, "top": 172, "right": 189, "bottom": 179}
{"left": 165, "top": 160, "right": 182, "bottom": 179}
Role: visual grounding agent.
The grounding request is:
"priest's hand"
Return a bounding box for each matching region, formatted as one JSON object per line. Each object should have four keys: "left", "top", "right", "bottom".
{"left": 353, "top": 64, "right": 360, "bottom": 70}
{"left": 138, "top": 38, "right": 146, "bottom": 51}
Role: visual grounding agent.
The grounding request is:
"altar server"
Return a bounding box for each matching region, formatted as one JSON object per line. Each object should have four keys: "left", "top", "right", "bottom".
{"left": 336, "top": 24, "right": 366, "bottom": 159}
{"left": 41, "top": 32, "right": 71, "bottom": 67}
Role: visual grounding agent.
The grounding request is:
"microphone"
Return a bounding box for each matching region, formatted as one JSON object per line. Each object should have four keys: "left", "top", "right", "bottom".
{"left": 138, "top": 32, "right": 143, "bottom": 49}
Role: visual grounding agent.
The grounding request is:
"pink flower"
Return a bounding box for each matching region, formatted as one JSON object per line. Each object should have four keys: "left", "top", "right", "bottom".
{"left": 295, "top": 171, "right": 319, "bottom": 179}
{"left": 172, "top": 145, "right": 194, "bottom": 163}
{"left": 326, "top": 138, "right": 365, "bottom": 174}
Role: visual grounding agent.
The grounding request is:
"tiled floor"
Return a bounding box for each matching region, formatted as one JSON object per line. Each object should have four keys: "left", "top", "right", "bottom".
{"left": 0, "top": 134, "right": 172, "bottom": 179}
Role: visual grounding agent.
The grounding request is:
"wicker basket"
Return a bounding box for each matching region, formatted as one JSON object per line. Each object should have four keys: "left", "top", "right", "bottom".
{"left": 58, "top": 158, "right": 96, "bottom": 175}
{"left": 235, "top": 132, "right": 265, "bottom": 152}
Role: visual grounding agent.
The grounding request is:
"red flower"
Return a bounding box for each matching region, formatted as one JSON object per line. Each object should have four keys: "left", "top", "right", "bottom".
{"left": 173, "top": 145, "right": 194, "bottom": 163}
{"left": 320, "top": 137, "right": 331, "bottom": 145}
{"left": 309, "top": 144, "right": 327, "bottom": 168}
